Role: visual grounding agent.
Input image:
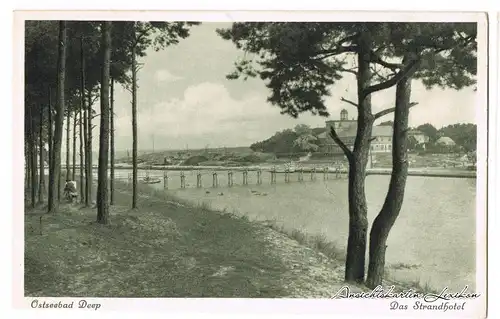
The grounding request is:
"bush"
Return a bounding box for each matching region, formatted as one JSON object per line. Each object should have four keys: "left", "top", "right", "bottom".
{"left": 183, "top": 155, "right": 209, "bottom": 166}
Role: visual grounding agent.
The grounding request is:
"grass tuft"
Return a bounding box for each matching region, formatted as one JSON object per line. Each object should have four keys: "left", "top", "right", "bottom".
{"left": 261, "top": 221, "right": 345, "bottom": 262}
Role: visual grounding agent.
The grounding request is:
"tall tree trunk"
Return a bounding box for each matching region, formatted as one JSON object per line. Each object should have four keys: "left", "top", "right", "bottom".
{"left": 80, "top": 36, "right": 89, "bottom": 206}
{"left": 27, "top": 104, "right": 36, "bottom": 208}
{"left": 25, "top": 145, "right": 30, "bottom": 192}
{"left": 48, "top": 21, "right": 67, "bottom": 213}
{"left": 38, "top": 104, "right": 45, "bottom": 203}
{"left": 366, "top": 56, "right": 416, "bottom": 288}
{"left": 87, "top": 89, "right": 93, "bottom": 205}
{"left": 343, "top": 31, "right": 373, "bottom": 284}
{"left": 131, "top": 46, "right": 138, "bottom": 209}
{"left": 110, "top": 77, "right": 115, "bottom": 205}
{"left": 47, "top": 87, "right": 53, "bottom": 208}
{"left": 72, "top": 110, "right": 77, "bottom": 181}
{"left": 58, "top": 156, "right": 61, "bottom": 202}
{"left": 79, "top": 107, "right": 85, "bottom": 203}
{"left": 83, "top": 102, "right": 89, "bottom": 205}
{"left": 96, "top": 21, "right": 112, "bottom": 224}
{"left": 32, "top": 139, "right": 38, "bottom": 205}
{"left": 66, "top": 107, "right": 71, "bottom": 181}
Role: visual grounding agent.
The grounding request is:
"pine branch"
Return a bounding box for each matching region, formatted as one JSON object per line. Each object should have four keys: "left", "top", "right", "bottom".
{"left": 370, "top": 64, "right": 395, "bottom": 83}
{"left": 317, "top": 46, "right": 357, "bottom": 57}
{"left": 329, "top": 126, "right": 353, "bottom": 160}
{"left": 339, "top": 67, "right": 358, "bottom": 76}
{"left": 133, "top": 24, "right": 154, "bottom": 48}
{"left": 374, "top": 102, "right": 419, "bottom": 119}
{"left": 340, "top": 97, "right": 359, "bottom": 108}
{"left": 369, "top": 51, "right": 403, "bottom": 70}
{"left": 317, "top": 34, "right": 358, "bottom": 58}
{"left": 363, "top": 58, "right": 420, "bottom": 98}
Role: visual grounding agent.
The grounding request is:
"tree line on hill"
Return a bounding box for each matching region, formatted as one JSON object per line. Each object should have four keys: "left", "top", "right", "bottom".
{"left": 250, "top": 124, "right": 322, "bottom": 155}
{"left": 251, "top": 122, "right": 477, "bottom": 154}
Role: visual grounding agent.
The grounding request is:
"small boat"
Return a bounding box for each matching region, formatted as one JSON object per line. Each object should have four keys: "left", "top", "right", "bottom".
{"left": 142, "top": 177, "right": 161, "bottom": 184}
{"left": 141, "top": 174, "right": 161, "bottom": 184}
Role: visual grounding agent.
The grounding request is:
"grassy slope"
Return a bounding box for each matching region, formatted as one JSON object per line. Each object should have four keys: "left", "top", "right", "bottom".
{"left": 25, "top": 182, "right": 367, "bottom": 298}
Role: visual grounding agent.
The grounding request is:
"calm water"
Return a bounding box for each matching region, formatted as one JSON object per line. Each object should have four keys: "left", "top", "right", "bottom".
{"left": 112, "top": 169, "right": 476, "bottom": 292}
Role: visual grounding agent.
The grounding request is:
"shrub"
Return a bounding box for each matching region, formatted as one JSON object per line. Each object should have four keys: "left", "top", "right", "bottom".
{"left": 183, "top": 155, "right": 209, "bottom": 166}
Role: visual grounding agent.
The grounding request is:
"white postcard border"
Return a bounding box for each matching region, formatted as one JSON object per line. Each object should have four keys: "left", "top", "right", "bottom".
{"left": 10, "top": 9, "right": 492, "bottom": 319}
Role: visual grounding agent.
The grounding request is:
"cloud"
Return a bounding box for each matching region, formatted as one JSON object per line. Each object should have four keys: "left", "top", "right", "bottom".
{"left": 114, "top": 82, "right": 287, "bottom": 149}
{"left": 154, "top": 69, "right": 183, "bottom": 83}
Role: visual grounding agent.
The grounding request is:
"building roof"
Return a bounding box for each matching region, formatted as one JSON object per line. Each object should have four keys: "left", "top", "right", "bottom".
{"left": 436, "top": 136, "right": 456, "bottom": 145}
{"left": 317, "top": 131, "right": 328, "bottom": 139}
{"left": 318, "top": 123, "right": 392, "bottom": 139}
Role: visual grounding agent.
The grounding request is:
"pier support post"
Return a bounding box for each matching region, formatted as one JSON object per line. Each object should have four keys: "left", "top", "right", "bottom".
{"left": 197, "top": 172, "right": 202, "bottom": 188}
{"left": 257, "top": 170, "right": 262, "bottom": 185}
{"left": 180, "top": 171, "right": 186, "bottom": 189}
{"left": 213, "top": 172, "right": 218, "bottom": 188}
{"left": 228, "top": 171, "right": 233, "bottom": 187}
{"left": 243, "top": 170, "right": 248, "bottom": 185}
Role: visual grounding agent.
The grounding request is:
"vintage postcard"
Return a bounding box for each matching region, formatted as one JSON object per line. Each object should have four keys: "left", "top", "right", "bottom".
{"left": 13, "top": 9, "right": 489, "bottom": 318}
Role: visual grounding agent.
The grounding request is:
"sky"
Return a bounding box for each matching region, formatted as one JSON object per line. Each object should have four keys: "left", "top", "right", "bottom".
{"left": 67, "top": 22, "right": 478, "bottom": 152}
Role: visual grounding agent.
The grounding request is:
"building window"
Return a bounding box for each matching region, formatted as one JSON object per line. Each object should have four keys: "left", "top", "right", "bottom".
{"left": 388, "top": 145, "right": 392, "bottom": 150}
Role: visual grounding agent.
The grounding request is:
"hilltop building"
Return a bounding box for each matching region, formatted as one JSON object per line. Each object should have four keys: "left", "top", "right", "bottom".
{"left": 317, "top": 109, "right": 394, "bottom": 154}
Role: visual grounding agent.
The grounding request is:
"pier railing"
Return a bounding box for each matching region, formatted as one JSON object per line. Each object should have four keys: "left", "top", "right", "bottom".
{"left": 94, "top": 164, "right": 476, "bottom": 191}
{"left": 120, "top": 166, "right": 348, "bottom": 190}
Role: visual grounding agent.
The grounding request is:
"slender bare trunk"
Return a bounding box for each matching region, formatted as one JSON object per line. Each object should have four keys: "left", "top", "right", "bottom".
{"left": 96, "top": 21, "right": 112, "bottom": 224}
{"left": 32, "top": 138, "right": 38, "bottom": 205}
{"left": 72, "top": 109, "right": 77, "bottom": 181}
{"left": 79, "top": 107, "right": 84, "bottom": 202}
{"left": 366, "top": 56, "right": 416, "bottom": 288}
{"left": 47, "top": 87, "right": 53, "bottom": 205}
{"left": 87, "top": 89, "right": 93, "bottom": 205}
{"left": 38, "top": 104, "right": 45, "bottom": 203}
{"left": 110, "top": 78, "right": 115, "bottom": 205}
{"left": 48, "top": 21, "right": 67, "bottom": 213}
{"left": 66, "top": 107, "right": 71, "bottom": 181}
{"left": 27, "top": 104, "right": 36, "bottom": 208}
{"left": 131, "top": 46, "right": 138, "bottom": 209}
{"left": 58, "top": 171, "right": 61, "bottom": 202}
{"left": 25, "top": 145, "right": 30, "bottom": 192}
{"left": 81, "top": 36, "right": 89, "bottom": 206}
{"left": 83, "top": 104, "right": 89, "bottom": 205}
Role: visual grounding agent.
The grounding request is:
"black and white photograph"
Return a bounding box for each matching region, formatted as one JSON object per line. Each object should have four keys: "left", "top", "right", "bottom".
{"left": 14, "top": 10, "right": 489, "bottom": 317}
